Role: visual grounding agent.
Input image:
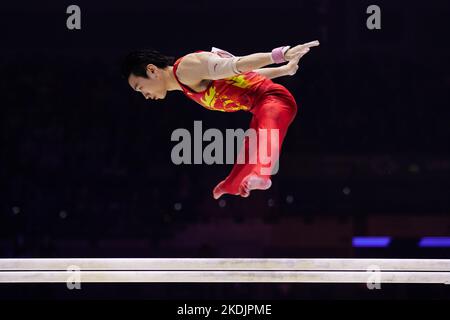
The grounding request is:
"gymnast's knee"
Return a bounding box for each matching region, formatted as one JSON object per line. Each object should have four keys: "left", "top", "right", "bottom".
{"left": 288, "top": 101, "right": 298, "bottom": 121}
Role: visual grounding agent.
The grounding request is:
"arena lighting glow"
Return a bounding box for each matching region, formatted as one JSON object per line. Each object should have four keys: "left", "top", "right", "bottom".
{"left": 352, "top": 237, "right": 391, "bottom": 248}
{"left": 419, "top": 237, "right": 450, "bottom": 248}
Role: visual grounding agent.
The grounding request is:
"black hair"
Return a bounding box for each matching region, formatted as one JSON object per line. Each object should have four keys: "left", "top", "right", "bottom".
{"left": 120, "top": 49, "right": 175, "bottom": 79}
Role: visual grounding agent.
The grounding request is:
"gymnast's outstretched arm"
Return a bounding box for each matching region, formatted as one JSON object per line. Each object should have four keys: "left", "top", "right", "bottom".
{"left": 177, "top": 40, "right": 319, "bottom": 82}
{"left": 253, "top": 48, "right": 312, "bottom": 79}
{"left": 253, "top": 66, "right": 291, "bottom": 79}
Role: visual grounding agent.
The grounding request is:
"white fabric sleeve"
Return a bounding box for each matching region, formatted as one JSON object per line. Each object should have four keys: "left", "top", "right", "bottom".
{"left": 211, "top": 47, "right": 236, "bottom": 58}
{"left": 206, "top": 54, "right": 241, "bottom": 80}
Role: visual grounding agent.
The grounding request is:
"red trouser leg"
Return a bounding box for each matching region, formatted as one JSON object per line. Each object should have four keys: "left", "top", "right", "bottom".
{"left": 213, "top": 86, "right": 298, "bottom": 198}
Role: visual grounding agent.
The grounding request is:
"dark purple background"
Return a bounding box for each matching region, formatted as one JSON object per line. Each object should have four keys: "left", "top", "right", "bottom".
{"left": 1, "top": 0, "right": 449, "bottom": 298}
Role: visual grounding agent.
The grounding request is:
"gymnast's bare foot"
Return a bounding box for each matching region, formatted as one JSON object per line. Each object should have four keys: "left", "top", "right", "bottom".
{"left": 239, "top": 174, "right": 272, "bottom": 198}
{"left": 213, "top": 181, "right": 227, "bottom": 200}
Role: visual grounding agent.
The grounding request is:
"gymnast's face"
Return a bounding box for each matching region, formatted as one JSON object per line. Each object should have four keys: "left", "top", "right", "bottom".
{"left": 128, "top": 64, "right": 167, "bottom": 100}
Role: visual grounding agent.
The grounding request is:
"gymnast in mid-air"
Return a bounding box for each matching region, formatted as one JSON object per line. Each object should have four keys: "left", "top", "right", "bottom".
{"left": 121, "top": 40, "right": 320, "bottom": 199}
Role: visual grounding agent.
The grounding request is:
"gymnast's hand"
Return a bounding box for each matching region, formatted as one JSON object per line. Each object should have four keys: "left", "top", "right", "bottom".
{"left": 284, "top": 40, "right": 320, "bottom": 61}
{"left": 283, "top": 47, "right": 310, "bottom": 76}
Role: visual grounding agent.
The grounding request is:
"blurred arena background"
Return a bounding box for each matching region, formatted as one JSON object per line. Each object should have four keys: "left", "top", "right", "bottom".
{"left": 1, "top": 0, "right": 449, "bottom": 298}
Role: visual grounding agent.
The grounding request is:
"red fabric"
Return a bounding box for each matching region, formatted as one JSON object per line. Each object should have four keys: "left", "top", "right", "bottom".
{"left": 214, "top": 83, "right": 297, "bottom": 196}
{"left": 172, "top": 52, "right": 298, "bottom": 197}
{"left": 172, "top": 50, "right": 274, "bottom": 112}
